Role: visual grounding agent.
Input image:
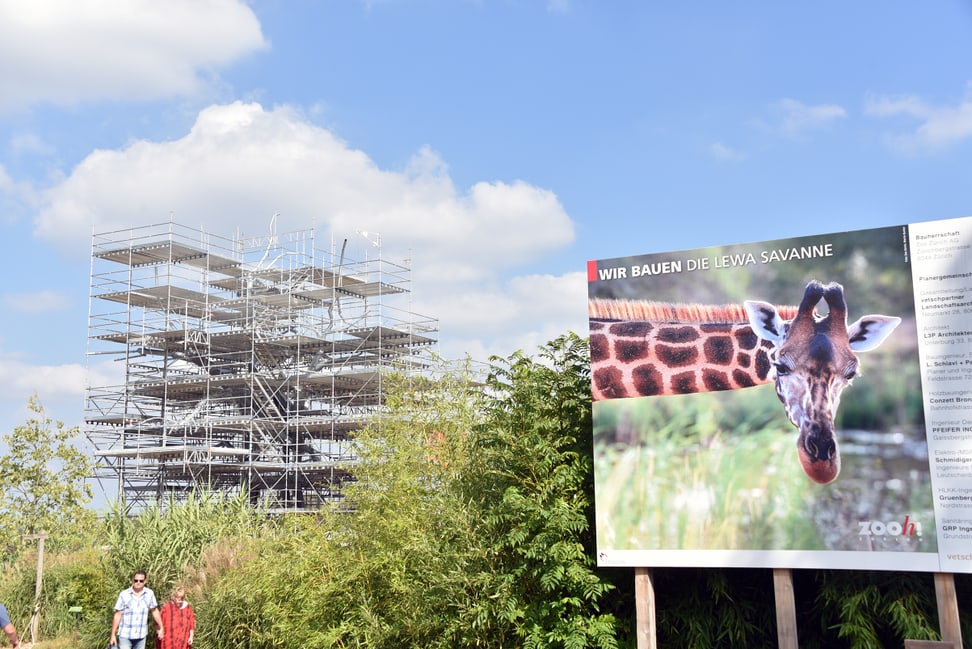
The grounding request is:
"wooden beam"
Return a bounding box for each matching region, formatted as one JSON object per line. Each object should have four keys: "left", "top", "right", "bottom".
{"left": 935, "top": 572, "right": 963, "bottom": 649}
{"left": 773, "top": 568, "right": 798, "bottom": 649}
{"left": 635, "top": 567, "right": 657, "bottom": 649}
{"left": 24, "top": 531, "right": 47, "bottom": 645}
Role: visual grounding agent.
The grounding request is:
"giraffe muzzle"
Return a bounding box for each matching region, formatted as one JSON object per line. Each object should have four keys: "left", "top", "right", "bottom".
{"left": 797, "top": 425, "right": 840, "bottom": 484}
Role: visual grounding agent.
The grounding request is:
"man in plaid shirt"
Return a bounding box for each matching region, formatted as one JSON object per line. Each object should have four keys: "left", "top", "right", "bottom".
{"left": 110, "top": 571, "right": 164, "bottom": 649}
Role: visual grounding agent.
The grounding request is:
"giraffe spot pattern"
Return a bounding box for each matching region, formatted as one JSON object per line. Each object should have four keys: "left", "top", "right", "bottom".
{"left": 590, "top": 334, "right": 610, "bottom": 363}
{"left": 632, "top": 364, "right": 664, "bottom": 396}
{"left": 587, "top": 317, "right": 777, "bottom": 399}
{"left": 702, "top": 336, "right": 734, "bottom": 365}
{"left": 593, "top": 366, "right": 626, "bottom": 399}
{"left": 656, "top": 325, "right": 699, "bottom": 343}
{"left": 655, "top": 343, "right": 699, "bottom": 367}
{"left": 616, "top": 339, "right": 651, "bottom": 363}
{"left": 732, "top": 368, "right": 759, "bottom": 388}
{"left": 670, "top": 371, "right": 698, "bottom": 394}
{"left": 702, "top": 369, "right": 732, "bottom": 392}
{"left": 609, "top": 320, "right": 653, "bottom": 337}
{"left": 754, "top": 345, "right": 773, "bottom": 381}
{"left": 734, "top": 328, "right": 760, "bottom": 350}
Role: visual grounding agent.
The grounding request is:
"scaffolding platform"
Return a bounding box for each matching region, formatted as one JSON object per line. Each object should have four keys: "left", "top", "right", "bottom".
{"left": 85, "top": 222, "right": 437, "bottom": 512}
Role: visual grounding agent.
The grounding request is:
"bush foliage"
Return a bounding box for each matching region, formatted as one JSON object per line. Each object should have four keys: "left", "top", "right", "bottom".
{"left": 1, "top": 337, "right": 969, "bottom": 648}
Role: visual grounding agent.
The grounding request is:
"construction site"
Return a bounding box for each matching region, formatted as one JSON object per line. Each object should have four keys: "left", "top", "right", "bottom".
{"left": 84, "top": 222, "right": 437, "bottom": 512}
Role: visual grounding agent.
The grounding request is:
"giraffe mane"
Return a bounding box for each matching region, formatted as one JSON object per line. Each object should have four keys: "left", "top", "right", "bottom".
{"left": 589, "top": 298, "right": 800, "bottom": 323}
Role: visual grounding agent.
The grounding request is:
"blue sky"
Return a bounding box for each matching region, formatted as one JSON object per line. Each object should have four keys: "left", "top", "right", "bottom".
{"left": 2, "top": 0, "right": 972, "bottom": 441}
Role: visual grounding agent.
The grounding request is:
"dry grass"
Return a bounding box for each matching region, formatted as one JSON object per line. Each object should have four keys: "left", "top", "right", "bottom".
{"left": 24, "top": 638, "right": 75, "bottom": 649}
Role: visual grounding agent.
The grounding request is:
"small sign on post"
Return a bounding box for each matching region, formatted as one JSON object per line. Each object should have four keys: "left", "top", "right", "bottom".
{"left": 68, "top": 606, "right": 82, "bottom": 649}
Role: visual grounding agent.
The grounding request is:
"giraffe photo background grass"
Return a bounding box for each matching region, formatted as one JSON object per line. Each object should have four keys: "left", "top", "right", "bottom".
{"left": 593, "top": 389, "right": 824, "bottom": 551}
{"left": 592, "top": 378, "right": 934, "bottom": 553}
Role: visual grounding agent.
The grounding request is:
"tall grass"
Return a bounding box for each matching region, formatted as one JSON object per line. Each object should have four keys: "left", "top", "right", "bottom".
{"left": 0, "top": 546, "right": 115, "bottom": 645}
{"left": 92, "top": 490, "right": 278, "bottom": 648}
{"left": 101, "top": 489, "right": 274, "bottom": 591}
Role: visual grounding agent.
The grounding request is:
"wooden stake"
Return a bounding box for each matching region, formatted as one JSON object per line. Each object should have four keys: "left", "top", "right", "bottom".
{"left": 635, "top": 567, "right": 657, "bottom": 649}
{"left": 935, "top": 572, "right": 962, "bottom": 649}
{"left": 773, "top": 568, "right": 798, "bottom": 649}
{"left": 24, "top": 531, "right": 48, "bottom": 645}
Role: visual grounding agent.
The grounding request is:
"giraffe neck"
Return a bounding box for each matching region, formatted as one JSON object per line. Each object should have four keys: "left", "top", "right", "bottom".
{"left": 588, "top": 301, "right": 798, "bottom": 400}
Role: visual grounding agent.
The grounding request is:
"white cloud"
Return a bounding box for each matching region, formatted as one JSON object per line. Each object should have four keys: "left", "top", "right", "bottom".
{"left": 2, "top": 290, "right": 72, "bottom": 313}
{"left": 9, "top": 133, "right": 56, "bottom": 156}
{"left": 775, "top": 98, "right": 847, "bottom": 136}
{"left": 0, "top": 355, "right": 118, "bottom": 444}
{"left": 709, "top": 142, "right": 745, "bottom": 161}
{"left": 0, "top": 164, "right": 38, "bottom": 221}
{"left": 0, "top": 0, "right": 268, "bottom": 111}
{"left": 416, "top": 271, "right": 588, "bottom": 361}
{"left": 864, "top": 89, "right": 972, "bottom": 152}
{"left": 0, "top": 165, "right": 14, "bottom": 195}
{"left": 34, "top": 101, "right": 579, "bottom": 360}
{"left": 36, "top": 102, "right": 574, "bottom": 268}
{"left": 0, "top": 355, "right": 87, "bottom": 399}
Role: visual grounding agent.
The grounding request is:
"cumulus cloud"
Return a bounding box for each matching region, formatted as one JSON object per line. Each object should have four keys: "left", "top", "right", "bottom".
{"left": 36, "top": 102, "right": 574, "bottom": 268}
{"left": 415, "top": 270, "right": 588, "bottom": 359}
{"left": 864, "top": 88, "right": 972, "bottom": 152}
{"left": 0, "top": 0, "right": 268, "bottom": 111}
{"left": 34, "top": 101, "right": 579, "bottom": 360}
{"left": 774, "top": 98, "right": 847, "bottom": 136}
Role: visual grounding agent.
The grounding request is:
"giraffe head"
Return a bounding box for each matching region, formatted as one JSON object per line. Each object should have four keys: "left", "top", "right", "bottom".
{"left": 743, "top": 281, "right": 901, "bottom": 485}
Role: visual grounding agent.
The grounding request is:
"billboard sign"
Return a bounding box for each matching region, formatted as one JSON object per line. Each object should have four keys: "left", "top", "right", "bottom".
{"left": 588, "top": 215, "right": 972, "bottom": 572}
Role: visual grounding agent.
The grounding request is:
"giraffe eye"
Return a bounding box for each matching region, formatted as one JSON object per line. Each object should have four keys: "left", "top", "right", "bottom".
{"left": 774, "top": 361, "right": 792, "bottom": 376}
{"left": 843, "top": 363, "right": 859, "bottom": 381}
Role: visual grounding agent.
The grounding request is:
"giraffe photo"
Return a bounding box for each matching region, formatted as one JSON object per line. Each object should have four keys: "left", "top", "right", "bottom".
{"left": 590, "top": 280, "right": 900, "bottom": 485}
{"left": 589, "top": 226, "right": 934, "bottom": 561}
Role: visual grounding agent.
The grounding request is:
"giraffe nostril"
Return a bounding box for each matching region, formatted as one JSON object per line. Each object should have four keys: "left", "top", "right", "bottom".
{"left": 805, "top": 438, "right": 817, "bottom": 458}
{"left": 803, "top": 429, "right": 836, "bottom": 462}
{"left": 823, "top": 440, "right": 837, "bottom": 461}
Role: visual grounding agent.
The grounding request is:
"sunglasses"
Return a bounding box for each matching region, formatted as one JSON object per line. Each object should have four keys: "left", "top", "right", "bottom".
{"left": 133, "top": 579, "right": 146, "bottom": 583}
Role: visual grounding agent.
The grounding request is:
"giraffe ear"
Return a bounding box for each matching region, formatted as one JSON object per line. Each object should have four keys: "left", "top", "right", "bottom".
{"left": 744, "top": 300, "right": 785, "bottom": 342}
{"left": 847, "top": 315, "right": 901, "bottom": 352}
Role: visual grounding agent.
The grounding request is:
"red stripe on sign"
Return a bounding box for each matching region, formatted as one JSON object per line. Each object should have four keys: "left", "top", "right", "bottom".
{"left": 587, "top": 260, "right": 598, "bottom": 282}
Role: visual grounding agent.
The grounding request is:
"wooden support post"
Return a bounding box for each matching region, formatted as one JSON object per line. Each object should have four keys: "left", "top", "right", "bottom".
{"left": 935, "top": 572, "right": 963, "bottom": 649}
{"left": 635, "top": 567, "right": 657, "bottom": 649}
{"left": 773, "top": 568, "right": 798, "bottom": 649}
{"left": 24, "top": 531, "right": 47, "bottom": 645}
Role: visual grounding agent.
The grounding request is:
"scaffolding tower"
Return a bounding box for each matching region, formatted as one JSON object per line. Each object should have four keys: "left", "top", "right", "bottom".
{"left": 84, "top": 222, "right": 437, "bottom": 512}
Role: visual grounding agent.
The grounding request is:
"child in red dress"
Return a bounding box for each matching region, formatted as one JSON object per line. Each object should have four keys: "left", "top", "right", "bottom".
{"left": 157, "top": 587, "right": 194, "bottom": 649}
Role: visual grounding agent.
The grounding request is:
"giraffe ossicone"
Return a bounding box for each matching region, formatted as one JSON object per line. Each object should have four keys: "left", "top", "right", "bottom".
{"left": 590, "top": 280, "right": 901, "bottom": 484}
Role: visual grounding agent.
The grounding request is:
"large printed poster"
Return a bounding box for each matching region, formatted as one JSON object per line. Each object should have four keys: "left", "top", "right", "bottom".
{"left": 588, "top": 216, "right": 972, "bottom": 572}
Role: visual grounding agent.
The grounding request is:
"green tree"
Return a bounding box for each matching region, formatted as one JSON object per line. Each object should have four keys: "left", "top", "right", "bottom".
{"left": 465, "top": 332, "right": 619, "bottom": 649}
{"left": 200, "top": 343, "right": 623, "bottom": 648}
{"left": 0, "top": 395, "right": 96, "bottom": 556}
{"left": 199, "top": 362, "right": 486, "bottom": 648}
